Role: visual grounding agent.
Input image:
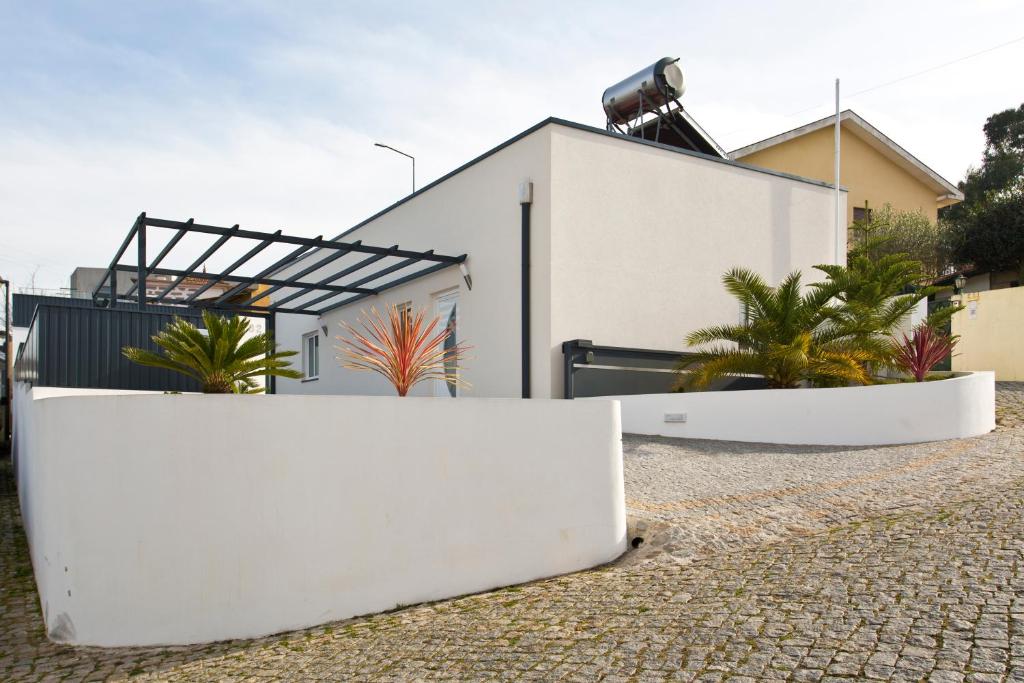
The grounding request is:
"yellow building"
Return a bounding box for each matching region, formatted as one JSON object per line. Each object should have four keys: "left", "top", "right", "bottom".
{"left": 730, "top": 110, "right": 962, "bottom": 224}
{"left": 952, "top": 287, "right": 1024, "bottom": 381}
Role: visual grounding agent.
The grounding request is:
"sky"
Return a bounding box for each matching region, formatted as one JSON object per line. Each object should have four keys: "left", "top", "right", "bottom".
{"left": 1, "top": 0, "right": 1023, "bottom": 290}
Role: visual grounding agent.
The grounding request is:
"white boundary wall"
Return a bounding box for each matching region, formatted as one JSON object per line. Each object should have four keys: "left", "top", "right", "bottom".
{"left": 13, "top": 386, "right": 626, "bottom": 646}
{"left": 604, "top": 371, "right": 995, "bottom": 446}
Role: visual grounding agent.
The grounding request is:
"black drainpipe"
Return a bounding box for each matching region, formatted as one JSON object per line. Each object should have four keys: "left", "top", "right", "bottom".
{"left": 520, "top": 181, "right": 533, "bottom": 398}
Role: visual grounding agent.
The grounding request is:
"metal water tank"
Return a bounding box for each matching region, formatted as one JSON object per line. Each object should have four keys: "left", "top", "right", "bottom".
{"left": 602, "top": 57, "right": 685, "bottom": 125}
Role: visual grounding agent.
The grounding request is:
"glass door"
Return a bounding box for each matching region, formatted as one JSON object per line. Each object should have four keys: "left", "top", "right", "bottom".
{"left": 434, "top": 290, "right": 459, "bottom": 397}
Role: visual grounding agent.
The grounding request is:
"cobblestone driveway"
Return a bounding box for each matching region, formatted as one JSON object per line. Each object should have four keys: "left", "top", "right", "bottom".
{"left": 1, "top": 385, "right": 1022, "bottom": 682}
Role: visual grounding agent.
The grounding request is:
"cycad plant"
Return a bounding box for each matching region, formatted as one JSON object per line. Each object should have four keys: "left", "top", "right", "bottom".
{"left": 677, "top": 268, "right": 876, "bottom": 390}
{"left": 123, "top": 310, "right": 302, "bottom": 393}
{"left": 337, "top": 304, "right": 470, "bottom": 397}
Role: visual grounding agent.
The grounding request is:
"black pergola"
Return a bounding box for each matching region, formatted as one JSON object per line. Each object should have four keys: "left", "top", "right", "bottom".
{"left": 93, "top": 213, "right": 467, "bottom": 317}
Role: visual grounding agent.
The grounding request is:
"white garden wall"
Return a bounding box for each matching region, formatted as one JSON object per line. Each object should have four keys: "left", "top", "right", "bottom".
{"left": 13, "top": 386, "right": 625, "bottom": 646}
{"left": 604, "top": 371, "right": 995, "bottom": 446}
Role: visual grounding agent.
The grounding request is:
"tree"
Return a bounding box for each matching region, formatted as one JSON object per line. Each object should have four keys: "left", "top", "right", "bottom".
{"left": 849, "top": 204, "right": 947, "bottom": 277}
{"left": 123, "top": 311, "right": 302, "bottom": 393}
{"left": 945, "top": 103, "right": 1024, "bottom": 221}
{"left": 676, "top": 268, "right": 875, "bottom": 390}
{"left": 942, "top": 103, "right": 1024, "bottom": 276}
{"left": 943, "top": 184, "right": 1024, "bottom": 279}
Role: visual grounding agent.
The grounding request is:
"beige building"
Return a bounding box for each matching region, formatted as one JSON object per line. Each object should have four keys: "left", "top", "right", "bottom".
{"left": 730, "top": 110, "right": 962, "bottom": 224}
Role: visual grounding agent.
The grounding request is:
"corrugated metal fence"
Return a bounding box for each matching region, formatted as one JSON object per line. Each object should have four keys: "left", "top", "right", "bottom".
{"left": 12, "top": 293, "right": 193, "bottom": 328}
{"left": 15, "top": 304, "right": 206, "bottom": 392}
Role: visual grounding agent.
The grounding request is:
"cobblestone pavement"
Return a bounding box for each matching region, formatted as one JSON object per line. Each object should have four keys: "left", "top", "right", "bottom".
{"left": 1, "top": 384, "right": 1022, "bottom": 681}
{"left": 623, "top": 382, "right": 1024, "bottom": 564}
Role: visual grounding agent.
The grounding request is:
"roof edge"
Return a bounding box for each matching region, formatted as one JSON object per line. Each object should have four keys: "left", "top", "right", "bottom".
{"left": 729, "top": 110, "right": 962, "bottom": 198}
{"left": 333, "top": 117, "right": 842, "bottom": 243}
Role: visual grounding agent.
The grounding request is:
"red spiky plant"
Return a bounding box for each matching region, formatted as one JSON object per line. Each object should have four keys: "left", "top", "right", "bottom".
{"left": 892, "top": 324, "right": 958, "bottom": 382}
{"left": 336, "top": 305, "right": 470, "bottom": 396}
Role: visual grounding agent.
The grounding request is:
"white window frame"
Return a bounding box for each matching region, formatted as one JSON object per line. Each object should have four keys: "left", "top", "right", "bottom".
{"left": 302, "top": 331, "right": 320, "bottom": 381}
{"left": 396, "top": 300, "right": 413, "bottom": 330}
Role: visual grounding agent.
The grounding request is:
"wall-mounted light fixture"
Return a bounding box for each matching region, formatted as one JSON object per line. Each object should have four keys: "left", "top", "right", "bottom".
{"left": 954, "top": 274, "right": 967, "bottom": 294}
{"left": 459, "top": 262, "right": 473, "bottom": 290}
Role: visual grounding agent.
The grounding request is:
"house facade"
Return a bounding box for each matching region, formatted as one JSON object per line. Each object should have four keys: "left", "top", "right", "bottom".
{"left": 730, "top": 110, "right": 962, "bottom": 224}
{"left": 273, "top": 118, "right": 845, "bottom": 399}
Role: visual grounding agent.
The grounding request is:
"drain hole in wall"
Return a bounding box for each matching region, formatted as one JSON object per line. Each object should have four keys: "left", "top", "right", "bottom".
{"left": 631, "top": 537, "right": 644, "bottom": 549}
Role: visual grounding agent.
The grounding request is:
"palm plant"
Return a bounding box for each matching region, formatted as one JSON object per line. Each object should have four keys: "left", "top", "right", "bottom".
{"left": 336, "top": 304, "right": 470, "bottom": 397}
{"left": 677, "top": 268, "right": 876, "bottom": 390}
{"left": 123, "top": 311, "right": 302, "bottom": 393}
{"left": 892, "top": 324, "right": 958, "bottom": 382}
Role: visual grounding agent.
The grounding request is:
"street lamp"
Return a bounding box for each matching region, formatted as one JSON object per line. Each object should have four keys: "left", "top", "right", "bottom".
{"left": 374, "top": 143, "right": 415, "bottom": 194}
{"left": 954, "top": 273, "right": 967, "bottom": 294}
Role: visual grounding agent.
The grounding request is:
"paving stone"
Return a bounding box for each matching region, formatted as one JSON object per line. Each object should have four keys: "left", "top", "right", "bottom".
{"left": 0, "top": 382, "right": 1021, "bottom": 681}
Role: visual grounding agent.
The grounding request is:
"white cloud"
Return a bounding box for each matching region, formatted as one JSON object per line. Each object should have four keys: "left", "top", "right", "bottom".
{"left": 2, "top": 0, "right": 1023, "bottom": 289}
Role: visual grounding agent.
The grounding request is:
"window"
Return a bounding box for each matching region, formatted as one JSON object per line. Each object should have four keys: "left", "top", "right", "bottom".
{"left": 302, "top": 332, "right": 319, "bottom": 380}
{"left": 396, "top": 301, "right": 412, "bottom": 331}
{"left": 433, "top": 290, "right": 459, "bottom": 397}
{"left": 852, "top": 206, "right": 872, "bottom": 224}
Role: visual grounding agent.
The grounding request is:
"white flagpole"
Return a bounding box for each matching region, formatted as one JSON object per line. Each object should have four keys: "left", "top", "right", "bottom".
{"left": 834, "top": 78, "right": 843, "bottom": 264}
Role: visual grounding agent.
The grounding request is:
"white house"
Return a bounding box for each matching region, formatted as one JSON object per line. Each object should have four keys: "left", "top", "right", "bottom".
{"left": 273, "top": 117, "right": 846, "bottom": 399}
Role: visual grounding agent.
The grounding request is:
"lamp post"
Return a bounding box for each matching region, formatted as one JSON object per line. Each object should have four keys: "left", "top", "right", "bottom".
{"left": 374, "top": 143, "right": 415, "bottom": 195}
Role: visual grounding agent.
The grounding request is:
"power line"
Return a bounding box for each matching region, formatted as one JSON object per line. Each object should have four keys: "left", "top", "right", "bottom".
{"left": 845, "top": 34, "right": 1024, "bottom": 99}
{"left": 718, "top": 33, "right": 1024, "bottom": 146}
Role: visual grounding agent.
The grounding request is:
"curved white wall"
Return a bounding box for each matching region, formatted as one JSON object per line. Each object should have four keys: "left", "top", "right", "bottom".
{"left": 605, "top": 371, "right": 995, "bottom": 446}
{"left": 14, "top": 387, "right": 625, "bottom": 646}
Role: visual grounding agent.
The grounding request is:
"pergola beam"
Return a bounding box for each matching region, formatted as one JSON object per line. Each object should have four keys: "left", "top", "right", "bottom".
{"left": 182, "top": 229, "right": 283, "bottom": 304}
{"left": 150, "top": 226, "right": 240, "bottom": 304}
{"left": 92, "top": 213, "right": 143, "bottom": 306}
{"left": 211, "top": 239, "right": 320, "bottom": 305}
{"left": 123, "top": 220, "right": 193, "bottom": 299}
{"left": 142, "top": 217, "right": 460, "bottom": 264}
{"left": 96, "top": 214, "right": 467, "bottom": 318}
{"left": 318, "top": 260, "right": 457, "bottom": 314}
{"left": 233, "top": 240, "right": 366, "bottom": 309}
{"left": 110, "top": 264, "right": 378, "bottom": 296}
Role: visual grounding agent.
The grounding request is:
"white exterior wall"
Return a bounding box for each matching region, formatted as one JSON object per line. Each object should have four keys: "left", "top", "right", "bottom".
{"left": 275, "top": 126, "right": 553, "bottom": 399}
{"left": 547, "top": 126, "right": 845, "bottom": 393}
{"left": 12, "top": 325, "right": 29, "bottom": 354}
{"left": 13, "top": 386, "right": 625, "bottom": 646}
{"left": 274, "top": 121, "right": 843, "bottom": 399}
{"left": 605, "top": 371, "right": 995, "bottom": 446}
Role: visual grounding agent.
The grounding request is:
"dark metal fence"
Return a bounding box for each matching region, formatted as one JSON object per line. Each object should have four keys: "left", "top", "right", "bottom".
{"left": 561, "top": 339, "right": 767, "bottom": 399}
{"left": 14, "top": 304, "right": 206, "bottom": 391}
{"left": 12, "top": 293, "right": 195, "bottom": 329}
